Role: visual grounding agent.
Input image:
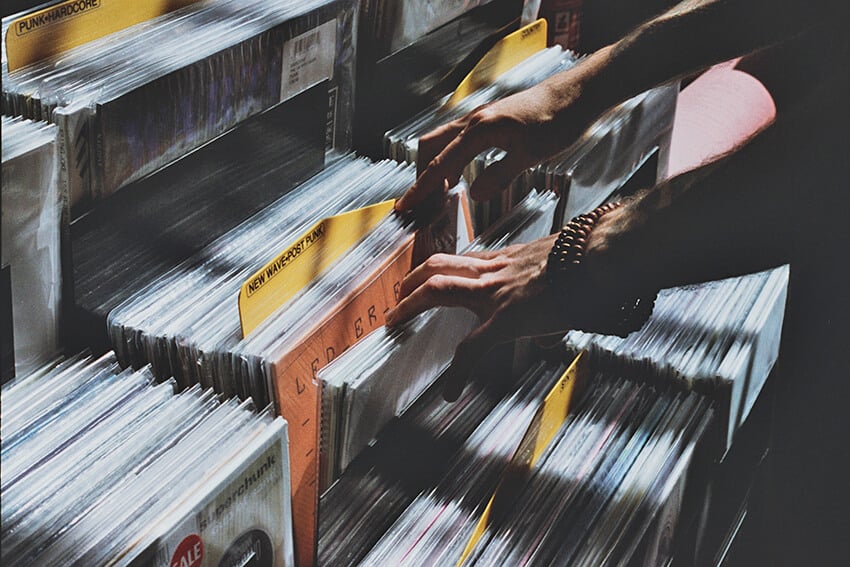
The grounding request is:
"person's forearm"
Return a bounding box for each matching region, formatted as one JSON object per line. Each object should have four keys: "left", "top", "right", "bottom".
{"left": 540, "top": 0, "right": 840, "bottom": 121}
{"left": 584, "top": 64, "right": 847, "bottom": 293}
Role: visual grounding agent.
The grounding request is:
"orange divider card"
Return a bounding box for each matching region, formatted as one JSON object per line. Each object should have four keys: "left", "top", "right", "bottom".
{"left": 270, "top": 234, "right": 415, "bottom": 567}
{"left": 456, "top": 350, "right": 589, "bottom": 566}
{"left": 444, "top": 18, "right": 547, "bottom": 110}
{"left": 239, "top": 201, "right": 396, "bottom": 338}
{"left": 240, "top": 195, "right": 464, "bottom": 566}
{"left": 5, "top": 0, "right": 203, "bottom": 72}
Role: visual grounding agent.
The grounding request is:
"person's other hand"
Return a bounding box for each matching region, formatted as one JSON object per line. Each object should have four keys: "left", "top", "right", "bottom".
{"left": 384, "top": 234, "right": 571, "bottom": 401}
{"left": 395, "top": 49, "right": 616, "bottom": 215}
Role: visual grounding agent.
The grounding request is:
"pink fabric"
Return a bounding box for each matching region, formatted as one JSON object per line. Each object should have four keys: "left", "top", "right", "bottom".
{"left": 665, "top": 61, "right": 776, "bottom": 179}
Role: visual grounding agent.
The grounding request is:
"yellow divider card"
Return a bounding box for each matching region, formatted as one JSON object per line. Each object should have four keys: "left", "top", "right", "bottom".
{"left": 6, "top": 0, "right": 202, "bottom": 72}
{"left": 444, "top": 18, "right": 547, "bottom": 110}
{"left": 456, "top": 350, "right": 588, "bottom": 566}
{"left": 238, "top": 201, "right": 396, "bottom": 338}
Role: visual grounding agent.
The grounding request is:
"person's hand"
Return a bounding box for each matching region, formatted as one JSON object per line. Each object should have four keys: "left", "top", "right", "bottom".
{"left": 395, "top": 48, "right": 617, "bottom": 215}
{"left": 385, "top": 234, "right": 573, "bottom": 401}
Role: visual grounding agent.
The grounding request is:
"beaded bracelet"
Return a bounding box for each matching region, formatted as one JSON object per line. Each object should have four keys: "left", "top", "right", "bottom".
{"left": 547, "top": 202, "right": 656, "bottom": 337}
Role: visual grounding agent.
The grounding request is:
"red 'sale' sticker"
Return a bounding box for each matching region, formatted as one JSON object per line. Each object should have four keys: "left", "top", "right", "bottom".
{"left": 171, "top": 534, "right": 204, "bottom": 567}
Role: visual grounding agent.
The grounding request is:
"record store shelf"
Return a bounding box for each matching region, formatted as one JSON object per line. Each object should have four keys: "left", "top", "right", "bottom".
{"left": 2, "top": 1, "right": 786, "bottom": 566}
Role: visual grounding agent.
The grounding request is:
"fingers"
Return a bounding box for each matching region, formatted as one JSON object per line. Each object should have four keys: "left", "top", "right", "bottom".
{"left": 442, "top": 317, "right": 510, "bottom": 402}
{"left": 395, "top": 120, "right": 465, "bottom": 213}
{"left": 386, "top": 273, "right": 485, "bottom": 327}
{"left": 397, "top": 111, "right": 507, "bottom": 213}
{"left": 468, "top": 151, "right": 530, "bottom": 202}
{"left": 462, "top": 248, "right": 503, "bottom": 261}
{"left": 416, "top": 119, "right": 467, "bottom": 175}
{"left": 399, "top": 253, "right": 493, "bottom": 299}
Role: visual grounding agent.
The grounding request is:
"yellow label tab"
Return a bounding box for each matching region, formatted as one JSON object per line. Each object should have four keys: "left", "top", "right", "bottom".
{"left": 531, "top": 350, "right": 584, "bottom": 464}
{"left": 444, "top": 18, "right": 547, "bottom": 110}
{"left": 6, "top": 0, "right": 202, "bottom": 72}
{"left": 458, "top": 495, "right": 496, "bottom": 566}
{"left": 456, "top": 351, "right": 588, "bottom": 566}
{"left": 238, "top": 201, "right": 396, "bottom": 338}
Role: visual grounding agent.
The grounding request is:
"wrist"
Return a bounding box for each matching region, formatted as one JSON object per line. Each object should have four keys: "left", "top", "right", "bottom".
{"left": 582, "top": 200, "right": 655, "bottom": 291}
{"left": 547, "top": 202, "right": 656, "bottom": 336}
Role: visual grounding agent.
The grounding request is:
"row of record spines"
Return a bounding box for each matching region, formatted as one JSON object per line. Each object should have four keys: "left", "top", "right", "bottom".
{"left": 358, "top": 370, "right": 714, "bottom": 565}
{"left": 4, "top": 2, "right": 353, "bottom": 207}
{"left": 71, "top": 91, "right": 327, "bottom": 329}
{"left": 0, "top": 351, "right": 293, "bottom": 566}
{"left": 564, "top": 343, "right": 733, "bottom": 399}
{"left": 470, "top": 382, "right": 711, "bottom": 564}
{"left": 101, "top": 159, "right": 415, "bottom": 398}
{"left": 1, "top": 3, "right": 343, "bottom": 122}
{"left": 318, "top": 355, "right": 715, "bottom": 566}
{"left": 317, "top": 368, "right": 513, "bottom": 566}
{"left": 317, "top": 347, "right": 523, "bottom": 561}
{"left": 561, "top": 267, "right": 782, "bottom": 396}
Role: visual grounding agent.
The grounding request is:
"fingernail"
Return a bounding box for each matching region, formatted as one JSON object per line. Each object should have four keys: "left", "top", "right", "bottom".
{"left": 385, "top": 310, "right": 396, "bottom": 326}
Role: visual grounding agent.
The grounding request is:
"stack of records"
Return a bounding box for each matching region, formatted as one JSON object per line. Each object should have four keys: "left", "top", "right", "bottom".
{"left": 385, "top": 46, "right": 678, "bottom": 230}
{"left": 420, "top": 371, "right": 711, "bottom": 566}
{"left": 354, "top": 0, "right": 523, "bottom": 157}
{"left": 1, "top": 116, "right": 61, "bottom": 380}
{"left": 321, "top": 357, "right": 713, "bottom": 566}
{"left": 317, "top": 189, "right": 558, "bottom": 487}
{"left": 564, "top": 265, "right": 789, "bottom": 449}
{"left": 2, "top": 0, "right": 355, "bottom": 213}
{"left": 220, "top": 207, "right": 417, "bottom": 406}
{"left": 104, "top": 157, "right": 470, "bottom": 566}
{"left": 1, "top": 352, "right": 294, "bottom": 566}
{"left": 71, "top": 93, "right": 327, "bottom": 349}
{"left": 106, "top": 157, "right": 420, "bottom": 403}
{"left": 319, "top": 352, "right": 518, "bottom": 566}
